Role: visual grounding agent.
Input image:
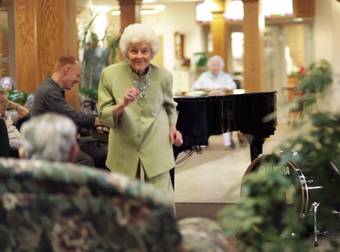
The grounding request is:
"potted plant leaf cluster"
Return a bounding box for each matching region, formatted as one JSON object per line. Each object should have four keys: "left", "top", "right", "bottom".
{"left": 297, "top": 59, "right": 333, "bottom": 114}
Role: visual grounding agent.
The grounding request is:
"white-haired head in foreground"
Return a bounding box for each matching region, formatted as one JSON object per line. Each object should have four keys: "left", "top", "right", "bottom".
{"left": 20, "top": 113, "right": 78, "bottom": 162}
{"left": 119, "top": 23, "right": 160, "bottom": 59}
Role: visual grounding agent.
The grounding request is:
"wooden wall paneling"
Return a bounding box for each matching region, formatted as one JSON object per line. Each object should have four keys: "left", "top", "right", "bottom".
{"left": 13, "top": 0, "right": 79, "bottom": 108}
{"left": 36, "top": 0, "right": 79, "bottom": 109}
{"left": 0, "top": 0, "right": 9, "bottom": 7}
{"left": 0, "top": 9, "right": 9, "bottom": 77}
{"left": 293, "top": 0, "right": 315, "bottom": 18}
{"left": 36, "top": 0, "right": 66, "bottom": 83}
{"left": 14, "top": 0, "right": 39, "bottom": 92}
{"left": 0, "top": 10, "right": 8, "bottom": 54}
{"left": 65, "top": 0, "right": 78, "bottom": 57}
{"left": 242, "top": 0, "right": 264, "bottom": 91}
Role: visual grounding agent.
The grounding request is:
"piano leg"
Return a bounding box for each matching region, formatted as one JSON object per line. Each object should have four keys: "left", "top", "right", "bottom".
{"left": 249, "top": 136, "right": 265, "bottom": 161}
{"left": 169, "top": 149, "right": 181, "bottom": 190}
{"left": 170, "top": 168, "right": 175, "bottom": 190}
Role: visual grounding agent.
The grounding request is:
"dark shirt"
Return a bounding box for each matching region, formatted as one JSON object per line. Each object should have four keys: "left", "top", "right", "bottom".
{"left": 31, "top": 77, "right": 95, "bottom": 129}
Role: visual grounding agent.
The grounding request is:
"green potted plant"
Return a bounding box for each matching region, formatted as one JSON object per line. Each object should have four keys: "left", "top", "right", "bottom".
{"left": 79, "top": 86, "right": 98, "bottom": 102}
{"left": 6, "top": 89, "right": 30, "bottom": 105}
{"left": 297, "top": 59, "right": 333, "bottom": 114}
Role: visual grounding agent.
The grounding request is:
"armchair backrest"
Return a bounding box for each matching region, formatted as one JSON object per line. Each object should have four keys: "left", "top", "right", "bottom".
{"left": 0, "top": 158, "right": 181, "bottom": 252}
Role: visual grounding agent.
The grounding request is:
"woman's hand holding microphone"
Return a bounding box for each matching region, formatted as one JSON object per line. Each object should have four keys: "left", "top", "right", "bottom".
{"left": 113, "top": 87, "right": 140, "bottom": 117}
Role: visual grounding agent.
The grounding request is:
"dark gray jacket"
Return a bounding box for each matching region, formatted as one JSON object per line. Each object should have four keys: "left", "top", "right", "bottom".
{"left": 31, "top": 77, "right": 95, "bottom": 129}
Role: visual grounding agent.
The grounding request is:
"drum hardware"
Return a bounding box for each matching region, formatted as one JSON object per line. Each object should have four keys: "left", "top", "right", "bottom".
{"left": 306, "top": 186, "right": 323, "bottom": 190}
{"left": 244, "top": 154, "right": 339, "bottom": 247}
{"left": 311, "top": 202, "right": 320, "bottom": 247}
{"left": 332, "top": 210, "right": 340, "bottom": 217}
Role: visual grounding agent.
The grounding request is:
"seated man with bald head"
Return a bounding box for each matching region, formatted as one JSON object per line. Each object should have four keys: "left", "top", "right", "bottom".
{"left": 19, "top": 113, "right": 79, "bottom": 163}
{"left": 31, "top": 56, "right": 107, "bottom": 169}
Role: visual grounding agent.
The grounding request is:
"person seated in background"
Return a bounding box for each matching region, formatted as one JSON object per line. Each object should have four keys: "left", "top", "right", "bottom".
{"left": 31, "top": 55, "right": 107, "bottom": 169}
{"left": 192, "top": 55, "right": 237, "bottom": 150}
{"left": 0, "top": 76, "right": 16, "bottom": 90}
{"left": 0, "top": 76, "right": 35, "bottom": 109}
{"left": 0, "top": 88, "right": 30, "bottom": 123}
{"left": 0, "top": 89, "right": 24, "bottom": 152}
{"left": 19, "top": 113, "right": 79, "bottom": 163}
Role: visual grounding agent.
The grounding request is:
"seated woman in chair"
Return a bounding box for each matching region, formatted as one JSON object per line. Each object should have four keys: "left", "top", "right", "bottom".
{"left": 19, "top": 113, "right": 79, "bottom": 163}
{"left": 0, "top": 89, "right": 24, "bottom": 153}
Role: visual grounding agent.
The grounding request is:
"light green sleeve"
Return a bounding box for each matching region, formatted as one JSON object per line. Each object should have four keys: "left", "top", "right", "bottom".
{"left": 162, "top": 72, "right": 178, "bottom": 127}
{"left": 97, "top": 70, "right": 120, "bottom": 128}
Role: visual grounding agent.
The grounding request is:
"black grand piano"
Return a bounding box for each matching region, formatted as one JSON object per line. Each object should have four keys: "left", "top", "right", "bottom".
{"left": 173, "top": 91, "right": 277, "bottom": 163}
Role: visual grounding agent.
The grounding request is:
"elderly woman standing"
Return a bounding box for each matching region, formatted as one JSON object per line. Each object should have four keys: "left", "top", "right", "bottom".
{"left": 98, "top": 23, "right": 182, "bottom": 196}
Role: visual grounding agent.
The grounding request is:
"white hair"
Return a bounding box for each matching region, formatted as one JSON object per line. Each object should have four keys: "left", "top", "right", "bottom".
{"left": 119, "top": 23, "right": 160, "bottom": 59}
{"left": 207, "top": 55, "right": 225, "bottom": 69}
{"left": 21, "top": 113, "right": 77, "bottom": 162}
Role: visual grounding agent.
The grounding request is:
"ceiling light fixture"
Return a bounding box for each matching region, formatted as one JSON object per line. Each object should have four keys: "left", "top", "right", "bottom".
{"left": 111, "top": 4, "right": 165, "bottom": 16}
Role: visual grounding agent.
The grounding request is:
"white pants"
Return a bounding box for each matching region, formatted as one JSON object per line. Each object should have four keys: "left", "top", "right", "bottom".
{"left": 223, "top": 132, "right": 233, "bottom": 146}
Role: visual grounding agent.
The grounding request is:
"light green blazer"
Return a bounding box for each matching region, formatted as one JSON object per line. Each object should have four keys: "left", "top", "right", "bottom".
{"left": 98, "top": 62, "right": 178, "bottom": 178}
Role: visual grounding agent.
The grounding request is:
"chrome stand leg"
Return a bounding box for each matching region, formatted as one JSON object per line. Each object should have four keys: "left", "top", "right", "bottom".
{"left": 332, "top": 210, "right": 340, "bottom": 217}
{"left": 312, "top": 202, "right": 320, "bottom": 247}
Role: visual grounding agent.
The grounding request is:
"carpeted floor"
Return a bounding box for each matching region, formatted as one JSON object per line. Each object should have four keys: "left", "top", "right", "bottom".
{"left": 174, "top": 121, "right": 288, "bottom": 204}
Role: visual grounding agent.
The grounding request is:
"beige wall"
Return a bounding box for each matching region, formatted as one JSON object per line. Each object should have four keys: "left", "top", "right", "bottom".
{"left": 283, "top": 24, "right": 305, "bottom": 69}
{"left": 76, "top": 2, "right": 203, "bottom": 71}
{"left": 314, "top": 0, "right": 340, "bottom": 75}
{"left": 314, "top": 0, "right": 340, "bottom": 111}
{"left": 142, "top": 3, "right": 203, "bottom": 71}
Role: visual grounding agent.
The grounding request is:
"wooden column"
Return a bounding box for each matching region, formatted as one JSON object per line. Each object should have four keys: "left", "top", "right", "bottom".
{"left": 64, "top": 0, "right": 79, "bottom": 109}
{"left": 14, "top": 0, "right": 39, "bottom": 91}
{"left": 118, "top": 0, "right": 141, "bottom": 33}
{"left": 293, "top": 0, "right": 315, "bottom": 18}
{"left": 242, "top": 0, "right": 264, "bottom": 91}
{"left": 210, "top": 0, "right": 229, "bottom": 71}
{"left": 0, "top": 5, "right": 9, "bottom": 77}
{"left": 13, "top": 0, "right": 79, "bottom": 109}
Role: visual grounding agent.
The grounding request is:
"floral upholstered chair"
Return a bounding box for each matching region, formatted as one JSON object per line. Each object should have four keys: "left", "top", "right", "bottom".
{"left": 0, "top": 158, "right": 231, "bottom": 252}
